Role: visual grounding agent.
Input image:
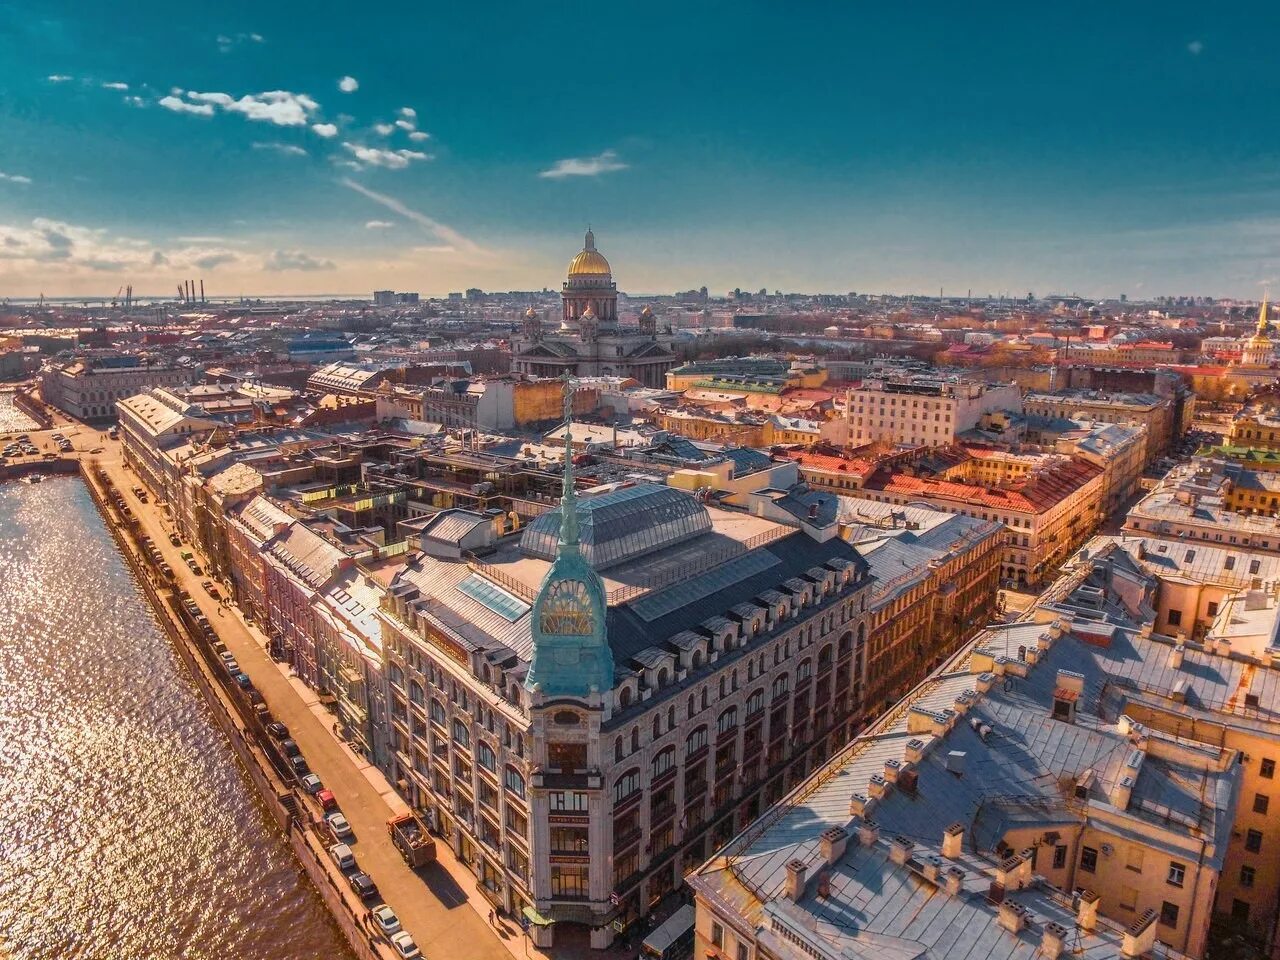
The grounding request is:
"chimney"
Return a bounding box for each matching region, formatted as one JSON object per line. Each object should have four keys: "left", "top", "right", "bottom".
{"left": 974, "top": 672, "right": 995, "bottom": 693}
{"left": 905, "top": 738, "right": 926, "bottom": 763}
{"left": 997, "top": 902, "right": 1027, "bottom": 934}
{"left": 1056, "top": 669, "right": 1085, "bottom": 694}
{"left": 888, "top": 835, "right": 914, "bottom": 865}
{"left": 856, "top": 819, "right": 880, "bottom": 847}
{"left": 970, "top": 648, "right": 996, "bottom": 674}
{"left": 1122, "top": 909, "right": 1158, "bottom": 958}
{"left": 819, "top": 827, "right": 848, "bottom": 867}
{"left": 919, "top": 853, "right": 943, "bottom": 884}
{"left": 945, "top": 750, "right": 966, "bottom": 776}
{"left": 884, "top": 758, "right": 901, "bottom": 783}
{"left": 785, "top": 859, "right": 807, "bottom": 901}
{"left": 1042, "top": 922, "right": 1068, "bottom": 960}
{"left": 1169, "top": 643, "right": 1185, "bottom": 669}
{"left": 848, "top": 793, "right": 871, "bottom": 818}
{"left": 1077, "top": 890, "right": 1100, "bottom": 931}
{"left": 942, "top": 822, "right": 964, "bottom": 858}
{"left": 944, "top": 866, "right": 965, "bottom": 896}
{"left": 995, "top": 854, "right": 1031, "bottom": 891}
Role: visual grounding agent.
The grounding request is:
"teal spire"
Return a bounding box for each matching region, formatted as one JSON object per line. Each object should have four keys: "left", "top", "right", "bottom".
{"left": 524, "top": 374, "right": 614, "bottom": 698}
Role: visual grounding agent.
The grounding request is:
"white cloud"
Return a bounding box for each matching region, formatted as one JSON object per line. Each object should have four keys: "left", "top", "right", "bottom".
{"left": 101, "top": 81, "right": 129, "bottom": 91}
{"left": 365, "top": 220, "right": 395, "bottom": 229}
{"left": 0, "top": 172, "right": 33, "bottom": 185}
{"left": 399, "top": 107, "right": 417, "bottom": 119}
{"left": 395, "top": 119, "right": 415, "bottom": 132}
{"left": 1188, "top": 40, "right": 1204, "bottom": 55}
{"left": 312, "top": 122, "right": 339, "bottom": 138}
{"left": 341, "top": 142, "right": 430, "bottom": 170}
{"left": 263, "top": 249, "right": 336, "bottom": 272}
{"left": 161, "top": 89, "right": 319, "bottom": 126}
{"left": 47, "top": 74, "right": 73, "bottom": 83}
{"left": 538, "top": 149, "right": 629, "bottom": 179}
{"left": 373, "top": 122, "right": 395, "bottom": 136}
{"left": 338, "top": 76, "right": 359, "bottom": 93}
{"left": 159, "top": 95, "right": 215, "bottom": 116}
{"left": 407, "top": 131, "right": 430, "bottom": 143}
{"left": 123, "top": 95, "right": 147, "bottom": 108}
{"left": 252, "top": 141, "right": 307, "bottom": 157}
{"left": 340, "top": 178, "right": 486, "bottom": 256}
{"left": 0, "top": 217, "right": 238, "bottom": 277}
{"left": 218, "top": 32, "right": 265, "bottom": 53}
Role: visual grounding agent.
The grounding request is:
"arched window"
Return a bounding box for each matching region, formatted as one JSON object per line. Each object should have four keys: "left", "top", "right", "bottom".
{"left": 856, "top": 622, "right": 866, "bottom": 647}
{"left": 686, "top": 725, "right": 708, "bottom": 755}
{"left": 798, "top": 658, "right": 812, "bottom": 681}
{"left": 652, "top": 746, "right": 676, "bottom": 778}
{"left": 657, "top": 667, "right": 670, "bottom": 688}
{"left": 717, "top": 707, "right": 738, "bottom": 734}
{"left": 692, "top": 650, "right": 704, "bottom": 669}
{"left": 630, "top": 727, "right": 639, "bottom": 752}
{"left": 477, "top": 741, "right": 496, "bottom": 772}
{"left": 701, "top": 689, "right": 709, "bottom": 710}
{"left": 773, "top": 674, "right": 790, "bottom": 699}
{"left": 613, "top": 768, "right": 641, "bottom": 803}
{"left": 687, "top": 694, "right": 696, "bottom": 717}
{"left": 614, "top": 736, "right": 623, "bottom": 762}
{"left": 667, "top": 706, "right": 675, "bottom": 729}
{"left": 838, "top": 632, "right": 852, "bottom": 657}
{"left": 818, "top": 644, "right": 833, "bottom": 669}
{"left": 746, "top": 688, "right": 764, "bottom": 716}
{"left": 504, "top": 766, "right": 526, "bottom": 798}
{"left": 618, "top": 686, "right": 633, "bottom": 709}
{"left": 651, "top": 715, "right": 661, "bottom": 740}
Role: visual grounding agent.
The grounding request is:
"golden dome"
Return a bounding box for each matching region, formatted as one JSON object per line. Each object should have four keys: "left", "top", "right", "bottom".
{"left": 580, "top": 305, "right": 596, "bottom": 318}
{"left": 567, "top": 228, "right": 611, "bottom": 277}
{"left": 639, "top": 305, "right": 653, "bottom": 317}
{"left": 525, "top": 306, "right": 538, "bottom": 318}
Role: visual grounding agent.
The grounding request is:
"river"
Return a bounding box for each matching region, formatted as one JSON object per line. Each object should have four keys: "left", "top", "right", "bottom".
{"left": 0, "top": 477, "right": 354, "bottom": 960}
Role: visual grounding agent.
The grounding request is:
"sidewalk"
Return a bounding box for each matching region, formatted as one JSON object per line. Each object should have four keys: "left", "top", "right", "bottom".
{"left": 93, "top": 445, "right": 547, "bottom": 960}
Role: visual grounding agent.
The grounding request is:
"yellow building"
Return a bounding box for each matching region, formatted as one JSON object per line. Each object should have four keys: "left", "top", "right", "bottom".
{"left": 1227, "top": 412, "right": 1280, "bottom": 451}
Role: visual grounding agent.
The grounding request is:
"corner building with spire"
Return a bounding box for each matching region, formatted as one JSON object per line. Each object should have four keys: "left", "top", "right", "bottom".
{"left": 510, "top": 229, "right": 678, "bottom": 387}
{"left": 376, "top": 380, "right": 874, "bottom": 949}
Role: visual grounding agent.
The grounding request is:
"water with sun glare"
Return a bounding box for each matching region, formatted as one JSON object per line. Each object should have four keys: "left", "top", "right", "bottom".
{"left": 0, "top": 478, "right": 353, "bottom": 960}
{"left": 0, "top": 391, "right": 38, "bottom": 433}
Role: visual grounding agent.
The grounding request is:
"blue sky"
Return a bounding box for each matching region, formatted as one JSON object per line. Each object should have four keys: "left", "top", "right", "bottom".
{"left": 1, "top": 1, "right": 1278, "bottom": 299}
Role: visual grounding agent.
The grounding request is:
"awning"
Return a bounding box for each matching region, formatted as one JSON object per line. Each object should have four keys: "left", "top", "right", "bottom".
{"left": 522, "top": 906, "right": 555, "bottom": 928}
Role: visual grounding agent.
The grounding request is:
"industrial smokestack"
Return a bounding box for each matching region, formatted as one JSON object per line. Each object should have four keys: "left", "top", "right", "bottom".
{"left": 200, "top": 279, "right": 205, "bottom": 304}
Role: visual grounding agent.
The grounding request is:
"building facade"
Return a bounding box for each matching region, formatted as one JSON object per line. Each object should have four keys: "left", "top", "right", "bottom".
{"left": 374, "top": 394, "right": 878, "bottom": 948}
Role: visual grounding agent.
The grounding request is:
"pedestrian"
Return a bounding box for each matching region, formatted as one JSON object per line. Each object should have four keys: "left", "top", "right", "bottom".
{"left": 489, "top": 909, "right": 496, "bottom": 925}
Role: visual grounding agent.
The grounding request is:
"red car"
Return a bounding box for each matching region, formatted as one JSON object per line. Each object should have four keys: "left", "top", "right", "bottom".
{"left": 317, "top": 789, "right": 338, "bottom": 811}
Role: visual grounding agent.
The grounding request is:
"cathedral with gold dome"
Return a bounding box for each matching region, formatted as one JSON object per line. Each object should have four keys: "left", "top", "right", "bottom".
{"left": 1238, "top": 299, "right": 1276, "bottom": 368}
{"left": 510, "top": 229, "right": 677, "bottom": 387}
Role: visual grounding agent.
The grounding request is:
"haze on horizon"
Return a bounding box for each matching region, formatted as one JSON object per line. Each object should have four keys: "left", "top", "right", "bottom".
{"left": 1, "top": 2, "right": 1278, "bottom": 301}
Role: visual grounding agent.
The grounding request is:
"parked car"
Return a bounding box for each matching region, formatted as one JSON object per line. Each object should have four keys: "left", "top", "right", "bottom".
{"left": 222, "top": 659, "right": 240, "bottom": 674}
{"left": 346, "top": 870, "right": 378, "bottom": 900}
{"left": 327, "top": 842, "right": 355, "bottom": 871}
{"left": 299, "top": 773, "right": 323, "bottom": 794}
{"left": 389, "top": 932, "right": 421, "bottom": 959}
{"left": 326, "top": 812, "right": 354, "bottom": 841}
{"left": 316, "top": 789, "right": 338, "bottom": 812}
{"left": 266, "top": 722, "right": 290, "bottom": 741}
{"left": 233, "top": 673, "right": 252, "bottom": 689}
{"left": 168, "top": 533, "right": 181, "bottom": 546}
{"left": 280, "top": 738, "right": 301, "bottom": 758}
{"left": 218, "top": 651, "right": 237, "bottom": 664}
{"left": 289, "top": 755, "right": 310, "bottom": 777}
{"left": 371, "top": 904, "right": 401, "bottom": 935}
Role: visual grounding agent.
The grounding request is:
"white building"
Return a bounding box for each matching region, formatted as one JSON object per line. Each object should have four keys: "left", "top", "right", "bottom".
{"left": 834, "top": 375, "right": 1021, "bottom": 449}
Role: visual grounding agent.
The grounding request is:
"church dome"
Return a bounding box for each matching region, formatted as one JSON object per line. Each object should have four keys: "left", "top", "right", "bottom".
{"left": 567, "top": 229, "right": 612, "bottom": 277}
{"left": 525, "top": 306, "right": 538, "bottom": 318}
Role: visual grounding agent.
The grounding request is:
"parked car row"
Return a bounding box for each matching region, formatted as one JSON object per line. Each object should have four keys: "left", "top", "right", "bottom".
{"left": 326, "top": 837, "right": 419, "bottom": 957}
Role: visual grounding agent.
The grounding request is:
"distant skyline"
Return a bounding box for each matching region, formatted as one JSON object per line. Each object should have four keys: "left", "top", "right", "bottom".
{"left": 2, "top": 2, "right": 1279, "bottom": 299}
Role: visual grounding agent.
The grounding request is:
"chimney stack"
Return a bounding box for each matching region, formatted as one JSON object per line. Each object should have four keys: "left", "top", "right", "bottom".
{"left": 942, "top": 822, "right": 964, "bottom": 859}
{"left": 785, "top": 859, "right": 807, "bottom": 901}
{"left": 1076, "top": 890, "right": 1100, "bottom": 931}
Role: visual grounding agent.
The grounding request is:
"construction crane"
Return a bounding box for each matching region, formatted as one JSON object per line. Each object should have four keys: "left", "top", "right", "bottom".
{"left": 112, "top": 286, "right": 123, "bottom": 307}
